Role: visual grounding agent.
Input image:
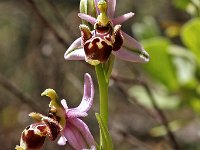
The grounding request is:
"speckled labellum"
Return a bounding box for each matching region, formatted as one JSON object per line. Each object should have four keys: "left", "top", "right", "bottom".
{"left": 65, "top": 0, "right": 150, "bottom": 64}
{"left": 19, "top": 123, "right": 47, "bottom": 150}
{"left": 15, "top": 114, "right": 62, "bottom": 150}
{"left": 79, "top": 1, "right": 123, "bottom": 65}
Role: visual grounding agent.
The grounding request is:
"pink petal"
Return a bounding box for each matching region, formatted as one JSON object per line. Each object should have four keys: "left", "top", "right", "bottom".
{"left": 122, "top": 31, "right": 148, "bottom": 56}
{"left": 77, "top": 73, "right": 94, "bottom": 111}
{"left": 57, "top": 136, "right": 67, "bottom": 145}
{"left": 62, "top": 120, "right": 87, "bottom": 149}
{"left": 61, "top": 99, "right": 88, "bottom": 118}
{"left": 94, "top": 0, "right": 100, "bottom": 15}
{"left": 64, "top": 48, "right": 85, "bottom": 60}
{"left": 112, "top": 31, "right": 149, "bottom": 63}
{"left": 113, "top": 47, "right": 149, "bottom": 63}
{"left": 61, "top": 99, "right": 68, "bottom": 110}
{"left": 78, "top": 13, "right": 96, "bottom": 25}
{"left": 64, "top": 37, "right": 85, "bottom": 60}
{"left": 70, "top": 118, "right": 95, "bottom": 148}
{"left": 67, "top": 110, "right": 88, "bottom": 118}
{"left": 67, "top": 73, "right": 94, "bottom": 118}
{"left": 112, "top": 12, "right": 134, "bottom": 25}
{"left": 107, "top": 0, "right": 116, "bottom": 18}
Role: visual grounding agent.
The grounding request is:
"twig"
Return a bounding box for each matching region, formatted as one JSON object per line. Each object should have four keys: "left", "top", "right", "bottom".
{"left": 26, "top": 0, "right": 67, "bottom": 46}
{"left": 46, "top": 0, "right": 76, "bottom": 38}
{"left": 142, "top": 83, "right": 180, "bottom": 150}
{"left": 121, "top": 131, "right": 154, "bottom": 150}
{"left": 111, "top": 74, "right": 180, "bottom": 149}
{"left": 46, "top": 0, "right": 67, "bottom": 26}
{"left": 0, "top": 73, "right": 40, "bottom": 111}
{"left": 25, "top": 0, "right": 93, "bottom": 70}
{"left": 112, "top": 77, "right": 157, "bottom": 121}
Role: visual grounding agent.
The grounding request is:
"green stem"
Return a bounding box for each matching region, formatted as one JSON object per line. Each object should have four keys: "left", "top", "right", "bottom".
{"left": 95, "top": 64, "right": 109, "bottom": 146}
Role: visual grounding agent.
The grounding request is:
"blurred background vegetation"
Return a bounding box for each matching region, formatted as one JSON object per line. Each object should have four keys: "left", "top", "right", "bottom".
{"left": 0, "top": 0, "right": 200, "bottom": 149}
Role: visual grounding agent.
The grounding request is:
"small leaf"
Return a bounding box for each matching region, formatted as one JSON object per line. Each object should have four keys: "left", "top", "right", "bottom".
{"left": 181, "top": 18, "right": 200, "bottom": 65}
{"left": 95, "top": 113, "right": 113, "bottom": 150}
{"left": 103, "top": 54, "right": 115, "bottom": 82}
{"left": 132, "top": 16, "right": 160, "bottom": 40}
{"left": 142, "top": 37, "right": 179, "bottom": 90}
{"left": 150, "top": 120, "right": 183, "bottom": 137}
{"left": 128, "top": 85, "right": 180, "bottom": 109}
{"left": 169, "top": 45, "right": 197, "bottom": 85}
{"left": 189, "top": 97, "right": 200, "bottom": 113}
{"left": 172, "top": 0, "right": 191, "bottom": 10}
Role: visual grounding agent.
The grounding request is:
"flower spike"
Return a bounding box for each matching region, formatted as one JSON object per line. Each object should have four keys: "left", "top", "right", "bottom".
{"left": 65, "top": 0, "right": 149, "bottom": 65}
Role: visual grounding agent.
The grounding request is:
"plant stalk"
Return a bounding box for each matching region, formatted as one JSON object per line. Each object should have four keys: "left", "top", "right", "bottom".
{"left": 95, "top": 64, "right": 109, "bottom": 147}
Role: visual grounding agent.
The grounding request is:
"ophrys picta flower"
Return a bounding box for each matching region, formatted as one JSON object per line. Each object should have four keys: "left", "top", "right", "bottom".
{"left": 65, "top": 0, "right": 150, "bottom": 65}
{"left": 16, "top": 73, "right": 95, "bottom": 150}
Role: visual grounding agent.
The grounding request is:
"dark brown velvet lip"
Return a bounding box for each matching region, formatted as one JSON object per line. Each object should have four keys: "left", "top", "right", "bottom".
{"left": 22, "top": 123, "right": 47, "bottom": 149}
{"left": 84, "top": 37, "right": 113, "bottom": 63}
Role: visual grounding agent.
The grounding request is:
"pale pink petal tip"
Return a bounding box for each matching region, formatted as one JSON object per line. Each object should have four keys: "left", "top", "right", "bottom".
{"left": 60, "top": 99, "right": 68, "bottom": 110}
{"left": 64, "top": 48, "right": 85, "bottom": 60}
{"left": 83, "top": 73, "right": 94, "bottom": 102}
{"left": 78, "top": 13, "right": 96, "bottom": 25}
{"left": 70, "top": 118, "right": 95, "bottom": 148}
{"left": 57, "top": 136, "right": 67, "bottom": 145}
{"left": 107, "top": 0, "right": 116, "bottom": 18}
{"left": 74, "top": 73, "right": 94, "bottom": 113}
{"left": 64, "top": 37, "right": 85, "bottom": 60}
{"left": 66, "top": 73, "right": 94, "bottom": 118}
{"left": 114, "top": 31, "right": 149, "bottom": 63}
{"left": 94, "top": 0, "right": 100, "bottom": 15}
{"left": 112, "top": 12, "right": 135, "bottom": 25}
{"left": 113, "top": 47, "right": 149, "bottom": 63}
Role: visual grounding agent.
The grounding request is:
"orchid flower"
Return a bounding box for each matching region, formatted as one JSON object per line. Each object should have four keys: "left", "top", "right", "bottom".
{"left": 15, "top": 112, "right": 62, "bottom": 150}
{"left": 64, "top": 0, "right": 149, "bottom": 65}
{"left": 16, "top": 73, "right": 95, "bottom": 150}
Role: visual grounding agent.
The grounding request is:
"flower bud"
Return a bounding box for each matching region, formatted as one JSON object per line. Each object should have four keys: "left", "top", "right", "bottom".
{"left": 80, "top": 0, "right": 96, "bottom": 28}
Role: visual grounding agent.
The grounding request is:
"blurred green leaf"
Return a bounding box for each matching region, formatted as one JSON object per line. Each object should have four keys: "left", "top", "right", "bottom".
{"left": 132, "top": 16, "right": 160, "bottom": 40}
{"left": 150, "top": 120, "right": 183, "bottom": 137}
{"left": 172, "top": 0, "right": 191, "bottom": 10}
{"left": 128, "top": 85, "right": 180, "bottom": 109}
{"left": 142, "top": 37, "right": 179, "bottom": 90}
{"left": 169, "top": 45, "right": 196, "bottom": 85}
{"left": 181, "top": 18, "right": 200, "bottom": 65}
{"left": 189, "top": 97, "right": 200, "bottom": 113}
